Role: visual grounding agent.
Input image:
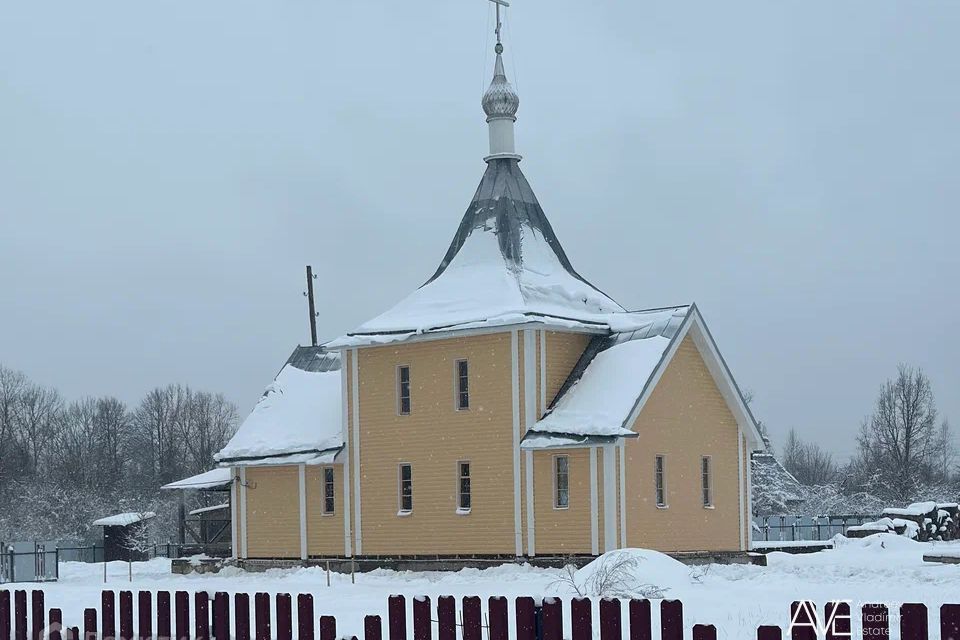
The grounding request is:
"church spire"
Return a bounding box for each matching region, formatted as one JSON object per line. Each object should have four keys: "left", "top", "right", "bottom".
{"left": 481, "top": 0, "right": 521, "bottom": 161}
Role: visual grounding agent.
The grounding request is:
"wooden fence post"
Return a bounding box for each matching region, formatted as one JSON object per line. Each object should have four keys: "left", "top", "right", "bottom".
{"left": 234, "top": 593, "right": 250, "bottom": 640}
{"left": 275, "top": 594, "right": 292, "bottom": 640}
{"left": 790, "top": 601, "right": 816, "bottom": 640}
{"left": 542, "top": 598, "right": 562, "bottom": 640}
{"left": 600, "top": 598, "right": 621, "bottom": 640}
{"left": 692, "top": 624, "right": 716, "bottom": 640}
{"left": 628, "top": 600, "right": 651, "bottom": 640}
{"left": 193, "top": 592, "right": 209, "bottom": 640}
{"left": 253, "top": 594, "right": 270, "bottom": 640}
{"left": 487, "top": 598, "right": 508, "bottom": 640}
{"left": 13, "top": 592, "right": 25, "bottom": 640}
{"left": 1, "top": 590, "right": 10, "bottom": 640}
{"left": 174, "top": 592, "right": 188, "bottom": 640}
{"left": 319, "top": 616, "right": 336, "bottom": 640}
{"left": 660, "top": 600, "right": 682, "bottom": 640}
{"left": 462, "top": 596, "right": 481, "bottom": 640}
{"left": 757, "top": 626, "right": 782, "bottom": 640}
{"left": 297, "top": 595, "right": 314, "bottom": 640}
{"left": 436, "top": 597, "right": 455, "bottom": 640}
{"left": 515, "top": 598, "right": 535, "bottom": 640}
{"left": 156, "top": 592, "right": 170, "bottom": 640}
{"left": 101, "top": 591, "right": 116, "bottom": 640}
{"left": 363, "top": 616, "right": 381, "bottom": 640}
{"left": 900, "top": 604, "right": 928, "bottom": 640}
{"left": 83, "top": 609, "right": 97, "bottom": 640}
{"left": 570, "top": 598, "right": 591, "bottom": 640}
{"left": 412, "top": 596, "right": 430, "bottom": 640}
{"left": 824, "top": 602, "right": 850, "bottom": 640}
{"left": 137, "top": 591, "right": 152, "bottom": 640}
{"left": 48, "top": 608, "right": 62, "bottom": 640}
{"left": 862, "top": 604, "right": 889, "bottom": 639}
{"left": 69, "top": 627, "right": 80, "bottom": 640}
{"left": 387, "top": 596, "right": 405, "bottom": 640}
{"left": 30, "top": 591, "right": 43, "bottom": 640}
{"left": 211, "top": 594, "right": 229, "bottom": 640}
{"left": 119, "top": 592, "right": 133, "bottom": 640}
{"left": 941, "top": 604, "right": 960, "bottom": 640}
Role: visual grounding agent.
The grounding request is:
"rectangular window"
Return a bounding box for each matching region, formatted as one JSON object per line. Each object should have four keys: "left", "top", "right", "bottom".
{"left": 397, "top": 365, "right": 411, "bottom": 415}
{"left": 322, "top": 467, "right": 335, "bottom": 515}
{"left": 554, "top": 455, "right": 569, "bottom": 509}
{"left": 457, "top": 461, "right": 471, "bottom": 512}
{"left": 655, "top": 455, "right": 666, "bottom": 507}
{"left": 455, "top": 360, "right": 469, "bottom": 410}
{"left": 398, "top": 463, "right": 413, "bottom": 513}
{"left": 701, "top": 456, "right": 712, "bottom": 507}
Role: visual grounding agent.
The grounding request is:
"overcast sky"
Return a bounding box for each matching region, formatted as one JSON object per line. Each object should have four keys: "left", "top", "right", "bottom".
{"left": 1, "top": 1, "right": 957, "bottom": 460}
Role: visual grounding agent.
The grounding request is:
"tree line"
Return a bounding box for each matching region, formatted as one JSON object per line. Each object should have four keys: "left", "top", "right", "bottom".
{"left": 0, "top": 364, "right": 238, "bottom": 544}
{"left": 774, "top": 364, "right": 956, "bottom": 508}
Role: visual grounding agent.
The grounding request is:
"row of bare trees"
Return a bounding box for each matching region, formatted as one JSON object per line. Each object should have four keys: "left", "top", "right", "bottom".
{"left": 0, "top": 364, "right": 238, "bottom": 543}
{"left": 774, "top": 364, "right": 956, "bottom": 507}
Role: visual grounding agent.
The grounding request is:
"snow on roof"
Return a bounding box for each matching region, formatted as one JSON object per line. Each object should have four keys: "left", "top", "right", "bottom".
{"left": 189, "top": 503, "right": 230, "bottom": 516}
{"left": 329, "top": 159, "right": 623, "bottom": 347}
{"left": 161, "top": 467, "right": 233, "bottom": 491}
{"left": 215, "top": 358, "right": 343, "bottom": 463}
{"left": 883, "top": 502, "right": 940, "bottom": 517}
{"left": 93, "top": 512, "right": 156, "bottom": 527}
{"left": 527, "top": 307, "right": 687, "bottom": 439}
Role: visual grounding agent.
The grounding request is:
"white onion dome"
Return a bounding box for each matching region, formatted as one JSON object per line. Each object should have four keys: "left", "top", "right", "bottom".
{"left": 482, "top": 44, "right": 519, "bottom": 120}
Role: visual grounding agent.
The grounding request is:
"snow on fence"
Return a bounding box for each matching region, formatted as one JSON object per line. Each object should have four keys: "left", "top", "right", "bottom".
{"left": 1, "top": 589, "right": 960, "bottom": 640}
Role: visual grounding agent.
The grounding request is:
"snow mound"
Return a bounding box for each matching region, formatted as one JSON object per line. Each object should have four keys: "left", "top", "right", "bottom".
{"left": 564, "top": 549, "right": 693, "bottom": 598}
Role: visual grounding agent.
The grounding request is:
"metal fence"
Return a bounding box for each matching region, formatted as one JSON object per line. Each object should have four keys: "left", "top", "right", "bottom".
{"left": 0, "top": 543, "right": 58, "bottom": 583}
{"left": 751, "top": 514, "right": 876, "bottom": 542}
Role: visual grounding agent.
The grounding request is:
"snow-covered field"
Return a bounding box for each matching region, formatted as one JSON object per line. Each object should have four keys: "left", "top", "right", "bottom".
{"left": 12, "top": 535, "right": 960, "bottom": 639}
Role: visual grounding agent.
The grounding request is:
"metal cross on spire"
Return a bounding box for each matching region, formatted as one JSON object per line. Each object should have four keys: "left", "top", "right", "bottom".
{"left": 488, "top": 0, "right": 510, "bottom": 49}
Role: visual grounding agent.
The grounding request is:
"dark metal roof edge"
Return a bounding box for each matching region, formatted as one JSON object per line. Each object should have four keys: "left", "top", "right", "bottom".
{"left": 217, "top": 445, "right": 344, "bottom": 465}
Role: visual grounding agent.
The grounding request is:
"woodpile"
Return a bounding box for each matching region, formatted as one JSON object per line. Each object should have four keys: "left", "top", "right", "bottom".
{"left": 845, "top": 501, "right": 958, "bottom": 541}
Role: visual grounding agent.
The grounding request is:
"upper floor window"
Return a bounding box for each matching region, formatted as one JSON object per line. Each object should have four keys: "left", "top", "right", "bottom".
{"left": 457, "top": 461, "right": 471, "bottom": 512}
{"left": 397, "top": 365, "right": 411, "bottom": 415}
{"left": 455, "top": 359, "right": 469, "bottom": 410}
{"left": 322, "top": 467, "right": 335, "bottom": 515}
{"left": 655, "top": 455, "right": 667, "bottom": 507}
{"left": 398, "top": 463, "right": 413, "bottom": 513}
{"left": 554, "top": 455, "right": 569, "bottom": 509}
{"left": 701, "top": 456, "right": 712, "bottom": 507}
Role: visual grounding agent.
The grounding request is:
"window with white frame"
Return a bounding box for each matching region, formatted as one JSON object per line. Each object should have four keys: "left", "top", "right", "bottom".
{"left": 322, "top": 467, "right": 335, "bottom": 515}
{"left": 397, "top": 365, "right": 411, "bottom": 415}
{"left": 554, "top": 455, "right": 569, "bottom": 509}
{"left": 455, "top": 360, "right": 469, "bottom": 410}
{"left": 701, "top": 456, "right": 712, "bottom": 507}
{"left": 398, "top": 463, "right": 413, "bottom": 513}
{"left": 655, "top": 455, "right": 666, "bottom": 507}
{"left": 457, "top": 461, "right": 471, "bottom": 511}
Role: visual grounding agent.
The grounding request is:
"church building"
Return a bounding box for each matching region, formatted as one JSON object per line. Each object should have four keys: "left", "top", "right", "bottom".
{"left": 215, "top": 17, "right": 762, "bottom": 561}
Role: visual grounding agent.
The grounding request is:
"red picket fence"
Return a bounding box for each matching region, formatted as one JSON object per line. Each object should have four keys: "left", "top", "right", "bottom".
{"left": 1, "top": 589, "right": 960, "bottom": 640}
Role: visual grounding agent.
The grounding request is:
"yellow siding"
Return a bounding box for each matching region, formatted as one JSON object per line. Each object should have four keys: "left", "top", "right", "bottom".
{"left": 533, "top": 449, "right": 592, "bottom": 554}
{"left": 356, "top": 332, "right": 517, "bottom": 555}
{"left": 305, "top": 465, "right": 345, "bottom": 556}
{"left": 245, "top": 466, "right": 300, "bottom": 559}
{"left": 544, "top": 331, "right": 591, "bottom": 406}
{"left": 624, "top": 336, "right": 741, "bottom": 552}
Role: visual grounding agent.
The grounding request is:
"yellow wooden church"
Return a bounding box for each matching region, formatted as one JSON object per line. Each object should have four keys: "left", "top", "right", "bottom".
{"left": 213, "top": 23, "right": 763, "bottom": 562}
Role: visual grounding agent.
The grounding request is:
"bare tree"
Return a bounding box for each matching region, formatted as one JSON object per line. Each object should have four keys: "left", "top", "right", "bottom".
{"left": 781, "top": 427, "right": 837, "bottom": 486}
{"left": 16, "top": 384, "right": 63, "bottom": 474}
{"left": 856, "top": 364, "right": 941, "bottom": 500}
{"left": 0, "top": 367, "right": 27, "bottom": 484}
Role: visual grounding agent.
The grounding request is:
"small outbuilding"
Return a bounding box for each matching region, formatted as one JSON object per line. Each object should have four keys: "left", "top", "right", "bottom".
{"left": 92, "top": 512, "right": 156, "bottom": 562}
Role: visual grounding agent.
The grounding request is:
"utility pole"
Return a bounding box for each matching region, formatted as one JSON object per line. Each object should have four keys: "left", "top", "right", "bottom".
{"left": 305, "top": 265, "right": 318, "bottom": 346}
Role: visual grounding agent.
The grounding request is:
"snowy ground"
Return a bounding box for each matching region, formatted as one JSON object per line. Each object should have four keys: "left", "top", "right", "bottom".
{"left": 10, "top": 535, "right": 960, "bottom": 639}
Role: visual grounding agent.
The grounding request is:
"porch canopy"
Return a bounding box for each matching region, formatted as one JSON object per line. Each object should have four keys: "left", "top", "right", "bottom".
{"left": 161, "top": 467, "right": 233, "bottom": 492}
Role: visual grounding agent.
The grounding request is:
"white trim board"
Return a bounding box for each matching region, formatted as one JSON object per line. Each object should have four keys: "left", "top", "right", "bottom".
{"left": 351, "top": 348, "right": 362, "bottom": 554}
{"left": 238, "top": 466, "right": 248, "bottom": 559}
{"left": 602, "top": 444, "right": 617, "bottom": 552}
{"left": 618, "top": 441, "right": 627, "bottom": 548}
{"left": 298, "top": 464, "right": 308, "bottom": 560}
{"left": 511, "top": 330, "right": 523, "bottom": 557}
{"left": 341, "top": 356, "right": 353, "bottom": 557}
{"left": 589, "top": 447, "right": 599, "bottom": 555}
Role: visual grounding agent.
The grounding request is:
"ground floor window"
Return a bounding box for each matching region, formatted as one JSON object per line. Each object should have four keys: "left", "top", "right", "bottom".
{"left": 701, "top": 456, "right": 712, "bottom": 507}
{"left": 655, "top": 455, "right": 667, "bottom": 507}
{"left": 322, "top": 467, "right": 335, "bottom": 515}
{"left": 398, "top": 463, "right": 413, "bottom": 513}
{"left": 457, "top": 461, "right": 471, "bottom": 512}
{"left": 554, "top": 455, "right": 569, "bottom": 509}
